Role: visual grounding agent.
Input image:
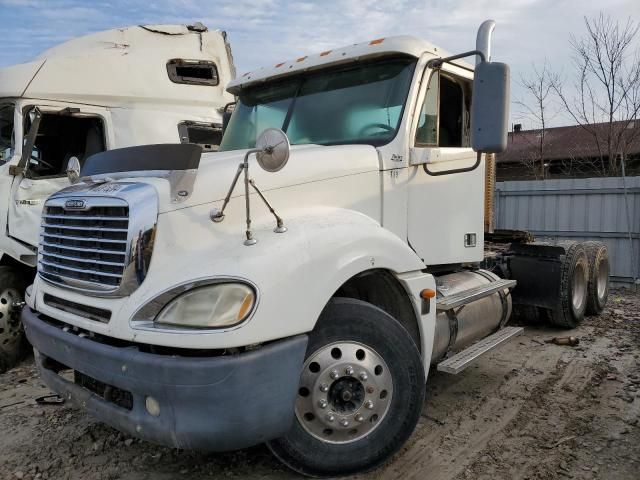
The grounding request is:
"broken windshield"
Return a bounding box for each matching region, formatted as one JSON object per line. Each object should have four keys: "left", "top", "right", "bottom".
{"left": 220, "top": 57, "right": 416, "bottom": 151}
{"left": 0, "top": 104, "right": 15, "bottom": 163}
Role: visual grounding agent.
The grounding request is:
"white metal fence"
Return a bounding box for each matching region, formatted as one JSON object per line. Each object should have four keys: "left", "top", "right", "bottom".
{"left": 495, "top": 177, "right": 640, "bottom": 284}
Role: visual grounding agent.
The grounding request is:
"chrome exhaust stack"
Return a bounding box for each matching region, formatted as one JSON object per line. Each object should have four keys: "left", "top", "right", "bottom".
{"left": 475, "top": 19, "right": 496, "bottom": 64}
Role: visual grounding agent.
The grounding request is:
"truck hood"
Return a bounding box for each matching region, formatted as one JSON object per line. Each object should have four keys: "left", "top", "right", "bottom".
{"left": 160, "top": 143, "right": 381, "bottom": 213}
{"left": 55, "top": 143, "right": 380, "bottom": 214}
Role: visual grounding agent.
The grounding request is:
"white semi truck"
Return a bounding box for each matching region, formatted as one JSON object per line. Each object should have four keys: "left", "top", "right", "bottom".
{"left": 21, "top": 21, "right": 609, "bottom": 477}
{"left": 0, "top": 23, "right": 235, "bottom": 371}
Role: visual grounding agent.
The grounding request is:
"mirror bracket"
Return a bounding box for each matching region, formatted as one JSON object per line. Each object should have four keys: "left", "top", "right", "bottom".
{"left": 211, "top": 129, "right": 290, "bottom": 245}
{"left": 426, "top": 49, "right": 485, "bottom": 72}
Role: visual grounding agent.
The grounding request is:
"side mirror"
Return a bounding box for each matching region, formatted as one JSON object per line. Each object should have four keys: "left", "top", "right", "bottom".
{"left": 221, "top": 102, "right": 236, "bottom": 136}
{"left": 255, "top": 128, "right": 290, "bottom": 172}
{"left": 66, "top": 156, "right": 81, "bottom": 184}
{"left": 471, "top": 61, "right": 510, "bottom": 153}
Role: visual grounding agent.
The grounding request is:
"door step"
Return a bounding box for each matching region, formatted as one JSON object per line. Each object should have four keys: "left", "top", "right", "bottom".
{"left": 437, "top": 326, "right": 524, "bottom": 374}
{"left": 436, "top": 278, "right": 516, "bottom": 311}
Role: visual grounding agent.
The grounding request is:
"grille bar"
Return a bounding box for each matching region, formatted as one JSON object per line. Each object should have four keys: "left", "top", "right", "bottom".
{"left": 41, "top": 251, "right": 126, "bottom": 267}
{"left": 42, "top": 224, "right": 128, "bottom": 233}
{"left": 42, "top": 232, "right": 128, "bottom": 245}
{"left": 40, "top": 259, "right": 124, "bottom": 279}
{"left": 43, "top": 214, "right": 129, "bottom": 222}
{"left": 40, "top": 241, "right": 127, "bottom": 256}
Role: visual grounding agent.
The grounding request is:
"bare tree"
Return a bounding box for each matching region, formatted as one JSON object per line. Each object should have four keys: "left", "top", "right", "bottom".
{"left": 552, "top": 13, "right": 640, "bottom": 176}
{"left": 515, "top": 61, "right": 558, "bottom": 179}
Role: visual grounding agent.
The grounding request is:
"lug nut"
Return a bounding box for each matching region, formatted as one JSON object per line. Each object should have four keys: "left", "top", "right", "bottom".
{"left": 345, "top": 366, "right": 354, "bottom": 376}
{"left": 366, "top": 386, "right": 375, "bottom": 394}
{"left": 320, "top": 383, "right": 329, "bottom": 392}
{"left": 325, "top": 414, "right": 335, "bottom": 422}
{"left": 330, "top": 369, "right": 339, "bottom": 379}
{"left": 359, "top": 372, "right": 368, "bottom": 381}
{"left": 340, "top": 419, "right": 349, "bottom": 427}
{"left": 355, "top": 414, "right": 365, "bottom": 422}
{"left": 318, "top": 399, "right": 328, "bottom": 409}
{"left": 365, "top": 400, "right": 374, "bottom": 409}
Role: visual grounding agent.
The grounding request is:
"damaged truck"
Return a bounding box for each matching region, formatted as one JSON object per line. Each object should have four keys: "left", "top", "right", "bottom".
{"left": 0, "top": 23, "right": 235, "bottom": 371}
{"left": 21, "top": 20, "right": 609, "bottom": 477}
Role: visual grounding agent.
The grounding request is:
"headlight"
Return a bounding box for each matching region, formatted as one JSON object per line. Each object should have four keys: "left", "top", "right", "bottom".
{"left": 154, "top": 283, "right": 255, "bottom": 328}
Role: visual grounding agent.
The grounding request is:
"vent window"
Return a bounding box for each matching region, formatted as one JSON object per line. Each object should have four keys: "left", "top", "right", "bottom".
{"left": 178, "top": 121, "right": 223, "bottom": 152}
{"left": 167, "top": 59, "right": 219, "bottom": 86}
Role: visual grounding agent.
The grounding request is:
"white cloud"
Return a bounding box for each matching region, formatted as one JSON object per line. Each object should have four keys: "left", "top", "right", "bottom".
{"left": 1, "top": 0, "right": 639, "bottom": 126}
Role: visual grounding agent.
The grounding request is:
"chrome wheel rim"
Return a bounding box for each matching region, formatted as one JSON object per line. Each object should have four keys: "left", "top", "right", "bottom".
{"left": 596, "top": 260, "right": 608, "bottom": 301}
{"left": 295, "top": 341, "right": 393, "bottom": 444}
{"left": 572, "top": 263, "right": 587, "bottom": 312}
{"left": 0, "top": 287, "right": 23, "bottom": 346}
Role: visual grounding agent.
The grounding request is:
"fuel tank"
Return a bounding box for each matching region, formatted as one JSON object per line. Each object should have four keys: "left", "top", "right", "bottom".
{"left": 431, "top": 269, "right": 512, "bottom": 363}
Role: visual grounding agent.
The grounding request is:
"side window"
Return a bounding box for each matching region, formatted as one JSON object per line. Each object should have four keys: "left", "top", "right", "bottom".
{"left": 0, "top": 104, "right": 15, "bottom": 163}
{"left": 178, "top": 121, "right": 223, "bottom": 152}
{"left": 415, "top": 70, "right": 472, "bottom": 148}
{"left": 415, "top": 73, "right": 439, "bottom": 145}
{"left": 167, "top": 59, "right": 219, "bottom": 86}
{"left": 25, "top": 113, "right": 105, "bottom": 178}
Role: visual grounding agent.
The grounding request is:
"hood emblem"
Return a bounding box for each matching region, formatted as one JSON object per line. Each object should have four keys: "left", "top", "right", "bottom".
{"left": 64, "top": 199, "right": 86, "bottom": 210}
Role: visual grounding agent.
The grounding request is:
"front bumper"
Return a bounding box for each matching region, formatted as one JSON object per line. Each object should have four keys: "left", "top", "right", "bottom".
{"left": 22, "top": 307, "right": 308, "bottom": 451}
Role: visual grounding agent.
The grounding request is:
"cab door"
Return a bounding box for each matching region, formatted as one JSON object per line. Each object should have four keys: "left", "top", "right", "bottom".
{"left": 406, "top": 65, "right": 485, "bottom": 266}
{"left": 8, "top": 106, "right": 109, "bottom": 249}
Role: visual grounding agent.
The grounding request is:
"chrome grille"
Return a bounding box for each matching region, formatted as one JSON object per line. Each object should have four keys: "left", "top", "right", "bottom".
{"left": 39, "top": 203, "right": 130, "bottom": 289}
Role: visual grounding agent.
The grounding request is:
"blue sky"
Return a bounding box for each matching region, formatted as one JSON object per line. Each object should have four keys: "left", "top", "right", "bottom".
{"left": 1, "top": 0, "right": 638, "bottom": 127}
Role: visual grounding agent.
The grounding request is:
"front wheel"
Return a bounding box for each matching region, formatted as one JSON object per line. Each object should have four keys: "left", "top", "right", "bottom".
{"left": 0, "top": 266, "right": 29, "bottom": 373}
{"left": 268, "top": 298, "right": 425, "bottom": 477}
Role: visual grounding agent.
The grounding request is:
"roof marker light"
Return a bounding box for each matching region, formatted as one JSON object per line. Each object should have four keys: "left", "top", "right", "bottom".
{"left": 320, "top": 50, "right": 332, "bottom": 56}
{"left": 296, "top": 56, "right": 307, "bottom": 62}
{"left": 369, "top": 38, "right": 385, "bottom": 45}
{"left": 275, "top": 62, "right": 285, "bottom": 68}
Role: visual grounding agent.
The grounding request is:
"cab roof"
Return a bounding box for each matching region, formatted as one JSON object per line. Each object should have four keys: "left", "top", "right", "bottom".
{"left": 227, "top": 35, "right": 471, "bottom": 94}
{"left": 0, "top": 24, "right": 234, "bottom": 108}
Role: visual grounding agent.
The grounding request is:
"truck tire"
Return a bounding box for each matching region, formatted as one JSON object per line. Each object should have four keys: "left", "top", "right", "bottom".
{"left": 546, "top": 242, "right": 589, "bottom": 328}
{"left": 0, "top": 267, "right": 29, "bottom": 373}
{"left": 268, "top": 297, "right": 425, "bottom": 477}
{"left": 583, "top": 241, "right": 609, "bottom": 316}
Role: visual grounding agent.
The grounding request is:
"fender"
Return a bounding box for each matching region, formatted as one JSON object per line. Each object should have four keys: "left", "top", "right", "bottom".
{"left": 125, "top": 205, "right": 430, "bottom": 349}
{"left": 31, "top": 205, "right": 435, "bottom": 352}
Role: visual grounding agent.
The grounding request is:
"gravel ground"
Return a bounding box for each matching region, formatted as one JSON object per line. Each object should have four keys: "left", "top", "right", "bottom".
{"left": 1, "top": 288, "right": 639, "bottom": 480}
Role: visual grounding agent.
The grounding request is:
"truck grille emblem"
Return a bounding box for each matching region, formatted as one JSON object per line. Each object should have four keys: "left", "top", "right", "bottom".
{"left": 64, "top": 199, "right": 86, "bottom": 210}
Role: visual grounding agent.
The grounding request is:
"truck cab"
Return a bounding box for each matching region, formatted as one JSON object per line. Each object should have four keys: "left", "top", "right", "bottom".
{"left": 21, "top": 21, "right": 607, "bottom": 477}
{"left": 0, "top": 23, "right": 235, "bottom": 370}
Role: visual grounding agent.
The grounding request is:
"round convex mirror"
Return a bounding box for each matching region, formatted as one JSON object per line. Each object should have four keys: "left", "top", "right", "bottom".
{"left": 255, "top": 128, "right": 290, "bottom": 172}
{"left": 66, "top": 156, "right": 81, "bottom": 184}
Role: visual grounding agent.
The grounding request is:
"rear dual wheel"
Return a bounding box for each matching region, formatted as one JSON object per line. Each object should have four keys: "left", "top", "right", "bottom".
{"left": 583, "top": 241, "right": 609, "bottom": 315}
{"left": 268, "top": 298, "right": 425, "bottom": 477}
{"left": 547, "top": 241, "right": 589, "bottom": 328}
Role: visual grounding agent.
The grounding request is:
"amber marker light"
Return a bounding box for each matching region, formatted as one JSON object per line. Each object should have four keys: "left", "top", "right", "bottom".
{"left": 420, "top": 288, "right": 436, "bottom": 299}
{"left": 369, "top": 38, "right": 385, "bottom": 45}
{"left": 237, "top": 291, "right": 255, "bottom": 322}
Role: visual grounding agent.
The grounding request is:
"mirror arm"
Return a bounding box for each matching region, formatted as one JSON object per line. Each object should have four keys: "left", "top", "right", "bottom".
{"left": 249, "top": 179, "right": 287, "bottom": 233}
{"left": 427, "top": 50, "right": 486, "bottom": 71}
{"left": 11, "top": 107, "right": 42, "bottom": 176}
{"left": 211, "top": 148, "right": 259, "bottom": 223}
{"left": 423, "top": 151, "right": 482, "bottom": 177}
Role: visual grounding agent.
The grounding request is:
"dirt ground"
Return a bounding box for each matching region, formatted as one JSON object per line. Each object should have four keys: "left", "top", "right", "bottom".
{"left": 1, "top": 288, "right": 639, "bottom": 480}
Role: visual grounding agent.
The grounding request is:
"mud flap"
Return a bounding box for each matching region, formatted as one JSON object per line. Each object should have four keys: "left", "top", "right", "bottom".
{"left": 507, "top": 243, "right": 564, "bottom": 310}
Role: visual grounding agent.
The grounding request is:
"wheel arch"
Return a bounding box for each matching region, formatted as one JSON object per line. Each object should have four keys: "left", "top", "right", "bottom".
{"left": 332, "top": 269, "right": 422, "bottom": 353}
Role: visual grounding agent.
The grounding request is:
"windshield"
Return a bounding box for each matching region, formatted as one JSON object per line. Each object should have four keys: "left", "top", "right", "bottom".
{"left": 0, "top": 104, "right": 15, "bottom": 163}
{"left": 220, "top": 57, "right": 416, "bottom": 151}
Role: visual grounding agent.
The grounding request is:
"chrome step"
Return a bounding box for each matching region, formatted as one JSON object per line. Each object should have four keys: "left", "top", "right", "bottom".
{"left": 437, "top": 326, "right": 524, "bottom": 374}
{"left": 436, "top": 278, "right": 516, "bottom": 311}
